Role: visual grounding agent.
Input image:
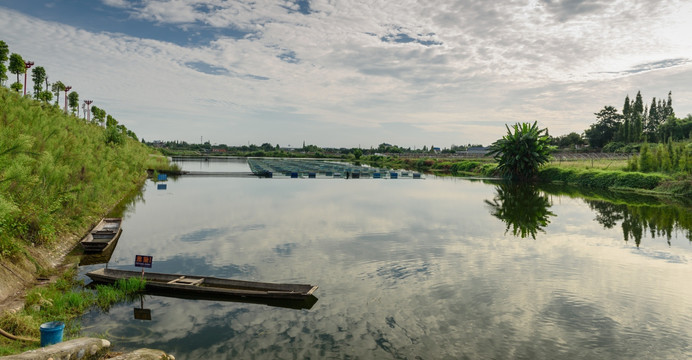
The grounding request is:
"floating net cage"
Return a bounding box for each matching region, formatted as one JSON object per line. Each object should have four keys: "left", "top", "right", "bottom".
{"left": 247, "top": 159, "right": 422, "bottom": 179}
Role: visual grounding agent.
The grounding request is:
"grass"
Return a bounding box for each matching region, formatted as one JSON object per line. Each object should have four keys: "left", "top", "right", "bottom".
{"left": 548, "top": 158, "right": 630, "bottom": 171}
{"left": 0, "top": 268, "right": 145, "bottom": 355}
{"left": 0, "top": 87, "right": 164, "bottom": 355}
{"left": 146, "top": 154, "right": 181, "bottom": 174}
{"left": 0, "top": 87, "right": 176, "bottom": 259}
{"left": 95, "top": 277, "right": 146, "bottom": 311}
{"left": 356, "top": 154, "right": 690, "bottom": 197}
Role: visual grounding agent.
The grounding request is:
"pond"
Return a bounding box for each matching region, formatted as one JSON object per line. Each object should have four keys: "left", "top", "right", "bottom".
{"left": 78, "top": 159, "right": 692, "bottom": 359}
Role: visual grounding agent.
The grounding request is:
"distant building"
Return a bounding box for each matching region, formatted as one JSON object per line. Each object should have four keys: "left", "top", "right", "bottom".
{"left": 467, "top": 146, "right": 489, "bottom": 154}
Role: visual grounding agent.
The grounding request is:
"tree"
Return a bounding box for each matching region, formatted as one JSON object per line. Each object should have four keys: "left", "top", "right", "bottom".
{"left": 487, "top": 121, "right": 555, "bottom": 181}
{"left": 8, "top": 53, "right": 24, "bottom": 92}
{"left": 584, "top": 106, "right": 622, "bottom": 148}
{"left": 484, "top": 183, "right": 556, "bottom": 239}
{"left": 31, "top": 66, "right": 46, "bottom": 99}
{"left": 10, "top": 81, "right": 22, "bottom": 92}
{"left": 106, "top": 114, "right": 118, "bottom": 127}
{"left": 51, "top": 80, "right": 65, "bottom": 105}
{"left": 646, "top": 98, "right": 659, "bottom": 142}
{"left": 38, "top": 90, "right": 53, "bottom": 103}
{"left": 631, "top": 91, "right": 644, "bottom": 141}
{"left": 91, "top": 105, "right": 106, "bottom": 125}
{"left": 0, "top": 40, "right": 8, "bottom": 86}
{"left": 621, "top": 95, "right": 631, "bottom": 143}
{"left": 554, "top": 132, "right": 585, "bottom": 149}
{"left": 68, "top": 91, "right": 79, "bottom": 115}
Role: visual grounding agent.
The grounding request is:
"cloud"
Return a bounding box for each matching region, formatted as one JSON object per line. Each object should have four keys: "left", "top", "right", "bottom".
{"left": 101, "top": 0, "right": 130, "bottom": 9}
{"left": 599, "top": 58, "right": 692, "bottom": 77}
{"left": 1, "top": 1, "right": 692, "bottom": 147}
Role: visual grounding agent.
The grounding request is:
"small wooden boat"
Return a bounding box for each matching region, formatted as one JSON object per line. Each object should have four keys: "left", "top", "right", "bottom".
{"left": 80, "top": 218, "right": 122, "bottom": 253}
{"left": 79, "top": 236, "right": 120, "bottom": 265}
{"left": 86, "top": 268, "right": 319, "bottom": 301}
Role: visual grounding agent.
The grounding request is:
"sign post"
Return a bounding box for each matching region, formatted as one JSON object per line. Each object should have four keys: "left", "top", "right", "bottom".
{"left": 135, "top": 255, "right": 153, "bottom": 279}
{"left": 134, "top": 295, "right": 152, "bottom": 321}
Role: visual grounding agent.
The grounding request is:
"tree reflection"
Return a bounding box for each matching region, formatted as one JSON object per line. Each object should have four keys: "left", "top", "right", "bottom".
{"left": 485, "top": 183, "right": 556, "bottom": 239}
{"left": 586, "top": 200, "right": 692, "bottom": 247}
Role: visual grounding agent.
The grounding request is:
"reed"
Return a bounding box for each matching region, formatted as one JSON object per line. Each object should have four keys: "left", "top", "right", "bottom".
{"left": 0, "top": 87, "right": 174, "bottom": 259}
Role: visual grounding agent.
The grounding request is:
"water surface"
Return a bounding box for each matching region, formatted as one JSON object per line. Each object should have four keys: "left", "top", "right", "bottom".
{"left": 79, "top": 163, "right": 692, "bottom": 359}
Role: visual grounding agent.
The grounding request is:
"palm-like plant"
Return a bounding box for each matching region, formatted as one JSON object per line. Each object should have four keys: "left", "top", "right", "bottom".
{"left": 487, "top": 121, "right": 555, "bottom": 181}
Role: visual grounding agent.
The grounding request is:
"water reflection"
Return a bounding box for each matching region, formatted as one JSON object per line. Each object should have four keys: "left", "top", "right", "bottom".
{"left": 539, "top": 185, "right": 692, "bottom": 247}
{"left": 484, "top": 181, "right": 692, "bottom": 246}
{"left": 77, "top": 169, "right": 692, "bottom": 359}
{"left": 485, "top": 183, "right": 556, "bottom": 239}
{"left": 587, "top": 200, "right": 692, "bottom": 246}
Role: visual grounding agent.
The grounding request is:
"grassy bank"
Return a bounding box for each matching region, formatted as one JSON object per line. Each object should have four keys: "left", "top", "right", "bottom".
{"left": 357, "top": 154, "right": 691, "bottom": 197}
{"left": 0, "top": 87, "right": 175, "bottom": 261}
{"left": 0, "top": 86, "right": 171, "bottom": 355}
{"left": 0, "top": 267, "right": 145, "bottom": 355}
{"left": 359, "top": 155, "right": 497, "bottom": 176}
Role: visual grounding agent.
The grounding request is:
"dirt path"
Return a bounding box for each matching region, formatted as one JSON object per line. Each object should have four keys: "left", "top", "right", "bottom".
{"left": 0, "top": 233, "right": 83, "bottom": 313}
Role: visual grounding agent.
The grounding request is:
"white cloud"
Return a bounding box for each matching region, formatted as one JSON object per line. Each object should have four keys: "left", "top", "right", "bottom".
{"left": 1, "top": 0, "right": 691, "bottom": 147}
{"left": 101, "top": 0, "right": 130, "bottom": 9}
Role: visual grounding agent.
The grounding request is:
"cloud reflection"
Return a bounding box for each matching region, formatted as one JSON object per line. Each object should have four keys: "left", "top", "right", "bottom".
{"left": 80, "top": 174, "right": 692, "bottom": 359}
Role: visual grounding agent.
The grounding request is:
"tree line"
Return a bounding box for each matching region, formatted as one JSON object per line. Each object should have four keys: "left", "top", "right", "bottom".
{"left": 583, "top": 91, "right": 692, "bottom": 151}
{"left": 0, "top": 39, "right": 138, "bottom": 143}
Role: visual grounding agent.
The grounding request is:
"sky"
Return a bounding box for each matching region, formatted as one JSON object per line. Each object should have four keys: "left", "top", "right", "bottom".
{"left": 1, "top": 0, "right": 691, "bottom": 148}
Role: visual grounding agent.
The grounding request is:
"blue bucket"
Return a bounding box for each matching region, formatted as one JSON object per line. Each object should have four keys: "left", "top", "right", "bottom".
{"left": 40, "top": 321, "right": 65, "bottom": 347}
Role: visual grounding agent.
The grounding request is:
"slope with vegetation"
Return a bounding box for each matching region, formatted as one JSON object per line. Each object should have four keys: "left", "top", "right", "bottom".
{"left": 0, "top": 86, "right": 174, "bottom": 296}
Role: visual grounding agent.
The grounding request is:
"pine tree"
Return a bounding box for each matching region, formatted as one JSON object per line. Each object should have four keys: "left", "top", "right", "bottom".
{"left": 662, "top": 91, "right": 674, "bottom": 120}
{"left": 642, "top": 105, "right": 648, "bottom": 142}
{"left": 632, "top": 91, "right": 644, "bottom": 142}
{"left": 622, "top": 95, "right": 631, "bottom": 143}
{"left": 647, "top": 98, "right": 658, "bottom": 142}
{"left": 622, "top": 95, "right": 631, "bottom": 119}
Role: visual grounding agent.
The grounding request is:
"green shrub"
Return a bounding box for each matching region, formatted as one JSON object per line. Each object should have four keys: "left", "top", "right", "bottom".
{"left": 539, "top": 167, "right": 667, "bottom": 190}
{"left": 104, "top": 125, "right": 124, "bottom": 145}
{"left": 602, "top": 141, "right": 625, "bottom": 153}
{"left": 487, "top": 121, "right": 555, "bottom": 181}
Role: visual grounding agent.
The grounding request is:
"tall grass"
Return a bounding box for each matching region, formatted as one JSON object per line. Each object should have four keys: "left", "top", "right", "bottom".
{"left": 627, "top": 141, "right": 692, "bottom": 174}
{"left": 95, "top": 277, "right": 146, "bottom": 310}
{"left": 0, "top": 87, "right": 168, "bottom": 258}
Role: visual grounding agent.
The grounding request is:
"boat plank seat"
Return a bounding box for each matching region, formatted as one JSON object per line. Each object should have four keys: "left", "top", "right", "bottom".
{"left": 168, "top": 276, "right": 204, "bottom": 286}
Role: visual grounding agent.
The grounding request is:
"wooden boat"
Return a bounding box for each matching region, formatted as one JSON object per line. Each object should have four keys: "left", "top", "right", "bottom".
{"left": 128, "top": 286, "right": 318, "bottom": 310}
{"left": 80, "top": 218, "right": 122, "bottom": 253}
{"left": 79, "top": 236, "right": 120, "bottom": 265}
{"left": 86, "top": 268, "right": 319, "bottom": 301}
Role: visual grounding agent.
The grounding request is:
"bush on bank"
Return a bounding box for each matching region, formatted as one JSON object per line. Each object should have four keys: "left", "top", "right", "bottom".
{"left": 359, "top": 154, "right": 687, "bottom": 196}
{"left": 538, "top": 167, "right": 669, "bottom": 190}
